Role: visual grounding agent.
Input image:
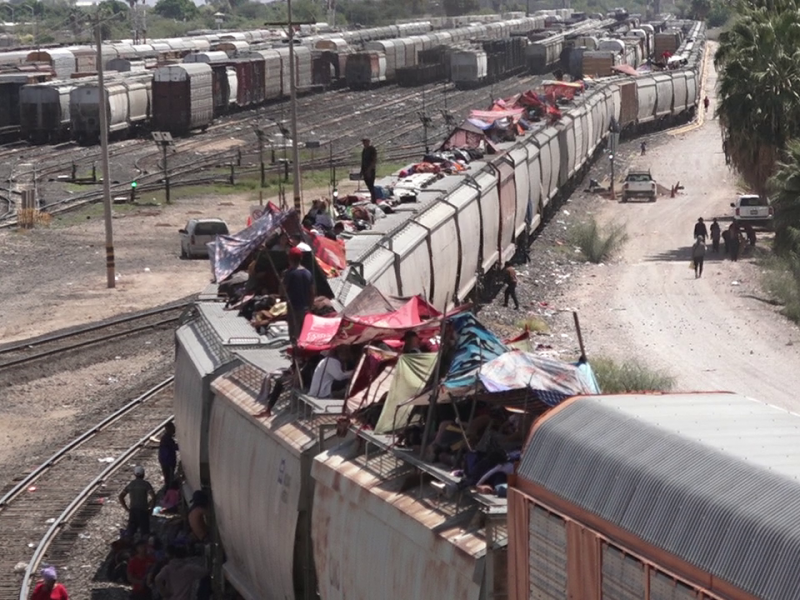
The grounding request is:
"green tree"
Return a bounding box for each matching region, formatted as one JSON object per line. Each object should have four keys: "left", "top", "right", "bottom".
{"left": 154, "top": 0, "right": 198, "bottom": 21}
{"left": 769, "top": 140, "right": 800, "bottom": 255}
{"left": 443, "top": 0, "right": 480, "bottom": 15}
{"left": 715, "top": 0, "right": 800, "bottom": 194}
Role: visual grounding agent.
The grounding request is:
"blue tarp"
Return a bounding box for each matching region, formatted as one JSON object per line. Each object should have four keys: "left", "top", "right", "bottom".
{"left": 208, "top": 209, "right": 293, "bottom": 283}
{"left": 443, "top": 313, "right": 508, "bottom": 391}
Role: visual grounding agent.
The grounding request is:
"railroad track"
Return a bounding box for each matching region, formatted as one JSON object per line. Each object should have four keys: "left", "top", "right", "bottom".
{"left": 0, "top": 75, "right": 544, "bottom": 225}
{"left": 0, "top": 302, "right": 192, "bottom": 371}
{"left": 0, "top": 379, "right": 174, "bottom": 600}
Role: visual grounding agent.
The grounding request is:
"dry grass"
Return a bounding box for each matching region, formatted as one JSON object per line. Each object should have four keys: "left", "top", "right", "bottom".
{"left": 569, "top": 219, "right": 629, "bottom": 264}
{"left": 592, "top": 356, "right": 676, "bottom": 393}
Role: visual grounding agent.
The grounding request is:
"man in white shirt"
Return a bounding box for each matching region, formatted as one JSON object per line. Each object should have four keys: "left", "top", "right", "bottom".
{"left": 308, "top": 347, "right": 353, "bottom": 399}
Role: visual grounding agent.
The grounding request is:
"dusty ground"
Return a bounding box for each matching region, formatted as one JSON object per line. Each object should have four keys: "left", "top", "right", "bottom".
{"left": 0, "top": 182, "right": 358, "bottom": 343}
{"left": 487, "top": 45, "right": 800, "bottom": 410}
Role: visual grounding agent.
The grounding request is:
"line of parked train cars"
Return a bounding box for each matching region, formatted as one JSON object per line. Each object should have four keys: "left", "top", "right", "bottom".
{"left": 3, "top": 13, "right": 579, "bottom": 142}
{"left": 173, "top": 20, "right": 706, "bottom": 600}
{"left": 345, "top": 13, "right": 570, "bottom": 89}
{"left": 0, "top": 21, "right": 433, "bottom": 142}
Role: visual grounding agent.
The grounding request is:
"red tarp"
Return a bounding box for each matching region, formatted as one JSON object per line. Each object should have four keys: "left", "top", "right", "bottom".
{"left": 469, "top": 108, "right": 525, "bottom": 124}
{"left": 297, "top": 296, "right": 444, "bottom": 352}
{"left": 543, "top": 80, "right": 584, "bottom": 101}
{"left": 611, "top": 64, "right": 638, "bottom": 77}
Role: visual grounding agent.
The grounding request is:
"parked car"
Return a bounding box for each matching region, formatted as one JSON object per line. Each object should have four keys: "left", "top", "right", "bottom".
{"left": 179, "top": 218, "right": 229, "bottom": 258}
{"left": 731, "top": 194, "right": 773, "bottom": 229}
{"left": 621, "top": 169, "right": 657, "bottom": 202}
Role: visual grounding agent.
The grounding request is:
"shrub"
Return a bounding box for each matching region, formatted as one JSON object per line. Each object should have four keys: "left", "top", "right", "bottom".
{"left": 569, "top": 219, "right": 629, "bottom": 264}
{"left": 591, "top": 356, "right": 676, "bottom": 394}
{"left": 517, "top": 317, "right": 549, "bottom": 333}
{"left": 762, "top": 254, "right": 800, "bottom": 323}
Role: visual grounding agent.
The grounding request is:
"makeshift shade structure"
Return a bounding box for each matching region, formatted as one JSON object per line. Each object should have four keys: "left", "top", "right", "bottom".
{"left": 345, "top": 346, "right": 399, "bottom": 415}
{"left": 374, "top": 353, "right": 438, "bottom": 434}
{"left": 297, "top": 296, "right": 446, "bottom": 352}
{"left": 479, "top": 351, "right": 601, "bottom": 406}
{"left": 207, "top": 209, "right": 293, "bottom": 283}
{"left": 442, "top": 313, "right": 509, "bottom": 393}
{"left": 342, "top": 285, "right": 417, "bottom": 318}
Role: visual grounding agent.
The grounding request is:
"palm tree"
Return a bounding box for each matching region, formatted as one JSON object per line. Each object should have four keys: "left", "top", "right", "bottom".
{"left": 715, "top": 0, "right": 800, "bottom": 194}
{"left": 769, "top": 140, "right": 800, "bottom": 254}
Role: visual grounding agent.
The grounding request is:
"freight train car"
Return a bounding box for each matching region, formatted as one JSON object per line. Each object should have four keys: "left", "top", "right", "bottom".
{"left": 20, "top": 81, "right": 74, "bottom": 143}
{"left": 152, "top": 63, "right": 213, "bottom": 135}
{"left": 526, "top": 34, "right": 564, "bottom": 75}
{"left": 174, "top": 21, "right": 706, "bottom": 600}
{"left": 0, "top": 71, "right": 50, "bottom": 139}
{"left": 345, "top": 51, "right": 387, "bottom": 89}
{"left": 451, "top": 37, "right": 527, "bottom": 88}
{"left": 508, "top": 392, "right": 800, "bottom": 600}
{"left": 70, "top": 74, "right": 152, "bottom": 144}
{"left": 26, "top": 49, "right": 75, "bottom": 80}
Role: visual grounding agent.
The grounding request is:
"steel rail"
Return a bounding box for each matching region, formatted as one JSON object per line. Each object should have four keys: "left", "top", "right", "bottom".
{"left": 0, "top": 302, "right": 191, "bottom": 356}
{"left": 0, "top": 317, "right": 180, "bottom": 369}
{"left": 17, "top": 414, "right": 175, "bottom": 600}
{"left": 0, "top": 377, "right": 174, "bottom": 510}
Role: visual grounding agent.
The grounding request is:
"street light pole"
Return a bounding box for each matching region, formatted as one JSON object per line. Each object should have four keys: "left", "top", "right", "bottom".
{"left": 287, "top": 0, "right": 302, "bottom": 213}
{"left": 95, "top": 16, "right": 115, "bottom": 288}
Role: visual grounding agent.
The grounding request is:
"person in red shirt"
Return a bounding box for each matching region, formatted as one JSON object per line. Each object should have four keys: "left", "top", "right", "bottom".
{"left": 31, "top": 566, "right": 69, "bottom": 600}
{"left": 127, "top": 539, "right": 155, "bottom": 599}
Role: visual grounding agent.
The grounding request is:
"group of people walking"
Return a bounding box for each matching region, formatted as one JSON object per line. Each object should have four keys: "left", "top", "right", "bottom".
{"left": 691, "top": 217, "right": 756, "bottom": 278}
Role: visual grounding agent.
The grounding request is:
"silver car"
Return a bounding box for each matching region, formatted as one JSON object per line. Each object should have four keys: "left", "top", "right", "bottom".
{"left": 179, "top": 218, "right": 229, "bottom": 259}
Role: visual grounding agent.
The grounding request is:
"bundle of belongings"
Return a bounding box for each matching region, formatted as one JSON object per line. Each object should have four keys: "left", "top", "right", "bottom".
{"left": 398, "top": 149, "right": 475, "bottom": 179}
{"left": 209, "top": 207, "right": 342, "bottom": 338}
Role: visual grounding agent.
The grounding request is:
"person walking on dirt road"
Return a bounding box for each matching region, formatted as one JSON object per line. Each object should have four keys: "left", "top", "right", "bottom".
{"left": 692, "top": 236, "right": 706, "bottom": 278}
{"left": 640, "top": 141, "right": 647, "bottom": 155}
{"left": 693, "top": 217, "right": 708, "bottom": 243}
{"left": 502, "top": 262, "right": 520, "bottom": 310}
{"left": 729, "top": 222, "right": 741, "bottom": 261}
{"left": 703, "top": 96, "right": 710, "bottom": 113}
{"left": 710, "top": 218, "right": 721, "bottom": 253}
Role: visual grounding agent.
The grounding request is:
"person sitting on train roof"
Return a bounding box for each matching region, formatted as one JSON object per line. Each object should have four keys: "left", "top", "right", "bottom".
{"left": 402, "top": 331, "right": 423, "bottom": 354}
{"left": 314, "top": 200, "right": 335, "bottom": 232}
{"left": 308, "top": 346, "right": 354, "bottom": 400}
{"left": 289, "top": 233, "right": 312, "bottom": 252}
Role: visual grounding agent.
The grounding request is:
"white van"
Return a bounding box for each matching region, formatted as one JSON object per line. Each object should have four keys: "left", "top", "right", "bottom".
{"left": 179, "top": 218, "right": 229, "bottom": 259}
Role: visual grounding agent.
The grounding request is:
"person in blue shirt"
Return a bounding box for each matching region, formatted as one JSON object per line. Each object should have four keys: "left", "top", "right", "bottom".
{"left": 158, "top": 422, "right": 179, "bottom": 489}
{"left": 283, "top": 246, "right": 313, "bottom": 339}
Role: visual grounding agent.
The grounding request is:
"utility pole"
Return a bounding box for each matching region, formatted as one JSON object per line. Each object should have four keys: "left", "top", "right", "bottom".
{"left": 609, "top": 117, "right": 620, "bottom": 199}
{"left": 418, "top": 84, "right": 433, "bottom": 155}
{"left": 254, "top": 122, "right": 266, "bottom": 188}
{"left": 95, "top": 15, "right": 115, "bottom": 289}
{"left": 266, "top": 5, "right": 315, "bottom": 214}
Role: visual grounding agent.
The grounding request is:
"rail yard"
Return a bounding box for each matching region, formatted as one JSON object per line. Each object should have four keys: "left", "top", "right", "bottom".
{"left": 6, "top": 9, "right": 794, "bottom": 600}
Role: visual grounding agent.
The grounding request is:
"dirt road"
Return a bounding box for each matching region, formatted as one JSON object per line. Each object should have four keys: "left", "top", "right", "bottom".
{"left": 562, "top": 45, "right": 800, "bottom": 410}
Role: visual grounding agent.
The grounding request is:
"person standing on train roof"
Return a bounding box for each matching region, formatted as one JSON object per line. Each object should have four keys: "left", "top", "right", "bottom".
{"left": 361, "top": 138, "right": 378, "bottom": 202}
{"left": 283, "top": 246, "right": 313, "bottom": 339}
{"left": 31, "top": 567, "right": 69, "bottom": 600}
{"left": 119, "top": 465, "right": 157, "bottom": 538}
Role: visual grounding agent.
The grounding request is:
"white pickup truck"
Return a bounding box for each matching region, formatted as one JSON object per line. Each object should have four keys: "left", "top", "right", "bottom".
{"left": 621, "top": 169, "right": 657, "bottom": 202}
{"left": 731, "top": 194, "right": 773, "bottom": 229}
